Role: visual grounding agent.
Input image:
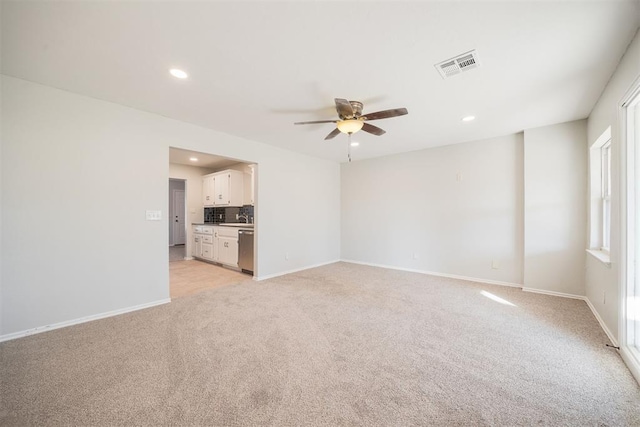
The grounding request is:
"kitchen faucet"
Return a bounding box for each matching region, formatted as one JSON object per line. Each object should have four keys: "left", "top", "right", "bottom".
{"left": 237, "top": 213, "right": 249, "bottom": 223}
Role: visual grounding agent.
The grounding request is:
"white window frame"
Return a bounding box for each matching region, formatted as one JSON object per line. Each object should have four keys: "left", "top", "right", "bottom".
{"left": 587, "top": 126, "right": 612, "bottom": 266}
{"left": 601, "top": 139, "right": 612, "bottom": 253}
{"left": 619, "top": 76, "right": 640, "bottom": 386}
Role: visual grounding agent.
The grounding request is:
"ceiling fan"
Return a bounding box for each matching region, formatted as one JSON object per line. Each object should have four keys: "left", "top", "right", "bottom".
{"left": 294, "top": 98, "right": 408, "bottom": 140}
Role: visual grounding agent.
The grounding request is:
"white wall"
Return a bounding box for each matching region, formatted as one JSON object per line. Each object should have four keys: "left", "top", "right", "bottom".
{"left": 523, "top": 120, "right": 587, "bottom": 296}
{"left": 586, "top": 29, "right": 640, "bottom": 341}
{"left": 341, "top": 133, "right": 525, "bottom": 285}
{"left": 1, "top": 76, "right": 341, "bottom": 337}
{"left": 342, "top": 119, "right": 589, "bottom": 295}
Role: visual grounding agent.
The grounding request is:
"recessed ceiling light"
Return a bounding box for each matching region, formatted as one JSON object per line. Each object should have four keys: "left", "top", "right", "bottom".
{"left": 350, "top": 141, "right": 360, "bottom": 147}
{"left": 462, "top": 115, "right": 475, "bottom": 122}
{"left": 169, "top": 68, "right": 188, "bottom": 79}
{"left": 189, "top": 157, "right": 198, "bottom": 162}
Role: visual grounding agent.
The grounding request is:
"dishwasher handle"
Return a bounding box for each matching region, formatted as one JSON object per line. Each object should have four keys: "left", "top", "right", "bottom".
{"left": 239, "top": 230, "right": 254, "bottom": 236}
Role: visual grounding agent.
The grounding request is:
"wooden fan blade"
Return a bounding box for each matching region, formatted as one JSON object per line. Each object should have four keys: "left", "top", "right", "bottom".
{"left": 335, "top": 98, "right": 354, "bottom": 119}
{"left": 362, "top": 122, "right": 386, "bottom": 136}
{"left": 324, "top": 128, "right": 341, "bottom": 140}
{"left": 294, "top": 120, "right": 338, "bottom": 125}
{"left": 362, "top": 108, "right": 408, "bottom": 121}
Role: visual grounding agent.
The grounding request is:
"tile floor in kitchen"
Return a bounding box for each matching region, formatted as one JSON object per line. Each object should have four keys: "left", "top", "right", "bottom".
{"left": 169, "top": 245, "right": 251, "bottom": 299}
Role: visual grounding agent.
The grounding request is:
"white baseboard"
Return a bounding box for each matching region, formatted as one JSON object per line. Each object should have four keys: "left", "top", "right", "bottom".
{"left": 254, "top": 259, "right": 341, "bottom": 281}
{"left": 184, "top": 256, "right": 194, "bottom": 261}
{"left": 256, "top": 259, "right": 620, "bottom": 352}
{"left": 514, "top": 288, "right": 620, "bottom": 348}
{"left": 0, "top": 298, "right": 171, "bottom": 343}
{"left": 342, "top": 260, "right": 623, "bottom": 349}
{"left": 583, "top": 297, "right": 619, "bottom": 347}
{"left": 341, "top": 259, "right": 523, "bottom": 288}
{"left": 521, "top": 287, "right": 585, "bottom": 300}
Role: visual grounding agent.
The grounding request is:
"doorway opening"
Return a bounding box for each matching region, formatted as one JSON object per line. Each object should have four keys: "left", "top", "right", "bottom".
{"left": 169, "top": 178, "right": 187, "bottom": 261}
{"left": 168, "top": 147, "right": 257, "bottom": 299}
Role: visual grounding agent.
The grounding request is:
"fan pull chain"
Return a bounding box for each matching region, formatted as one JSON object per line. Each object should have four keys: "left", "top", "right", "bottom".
{"left": 347, "top": 133, "right": 352, "bottom": 162}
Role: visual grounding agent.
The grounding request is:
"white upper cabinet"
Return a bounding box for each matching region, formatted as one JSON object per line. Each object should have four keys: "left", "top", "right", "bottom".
{"left": 202, "top": 169, "right": 245, "bottom": 207}
{"left": 214, "top": 172, "right": 230, "bottom": 205}
{"left": 202, "top": 175, "right": 215, "bottom": 207}
{"left": 243, "top": 164, "right": 255, "bottom": 206}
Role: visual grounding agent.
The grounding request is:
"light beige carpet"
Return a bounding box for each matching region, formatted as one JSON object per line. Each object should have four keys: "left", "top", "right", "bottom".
{"left": 1, "top": 262, "right": 639, "bottom": 426}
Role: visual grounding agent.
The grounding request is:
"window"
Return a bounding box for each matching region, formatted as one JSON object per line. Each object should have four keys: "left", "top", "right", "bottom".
{"left": 588, "top": 126, "right": 612, "bottom": 262}
{"left": 620, "top": 78, "right": 640, "bottom": 385}
{"left": 601, "top": 140, "right": 611, "bottom": 252}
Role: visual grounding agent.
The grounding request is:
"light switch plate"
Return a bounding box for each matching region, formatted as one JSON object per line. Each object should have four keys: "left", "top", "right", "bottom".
{"left": 146, "top": 210, "right": 162, "bottom": 221}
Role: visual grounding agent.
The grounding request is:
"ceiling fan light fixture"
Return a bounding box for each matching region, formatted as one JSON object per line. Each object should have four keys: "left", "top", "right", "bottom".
{"left": 337, "top": 119, "right": 364, "bottom": 134}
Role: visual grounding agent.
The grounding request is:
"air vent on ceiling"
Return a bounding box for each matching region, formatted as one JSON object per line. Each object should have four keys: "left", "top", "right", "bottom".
{"left": 435, "top": 49, "right": 480, "bottom": 79}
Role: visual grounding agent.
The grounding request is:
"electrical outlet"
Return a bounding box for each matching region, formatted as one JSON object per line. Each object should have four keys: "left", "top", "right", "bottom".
{"left": 285, "top": 252, "right": 289, "bottom": 260}
{"left": 413, "top": 253, "right": 419, "bottom": 260}
{"left": 491, "top": 260, "right": 499, "bottom": 269}
{"left": 456, "top": 172, "right": 463, "bottom": 182}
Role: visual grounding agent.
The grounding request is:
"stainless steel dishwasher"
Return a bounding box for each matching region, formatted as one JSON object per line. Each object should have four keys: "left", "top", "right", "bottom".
{"left": 238, "top": 229, "right": 254, "bottom": 275}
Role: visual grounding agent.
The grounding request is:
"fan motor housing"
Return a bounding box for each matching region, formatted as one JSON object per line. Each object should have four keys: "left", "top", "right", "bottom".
{"left": 348, "top": 101, "right": 363, "bottom": 118}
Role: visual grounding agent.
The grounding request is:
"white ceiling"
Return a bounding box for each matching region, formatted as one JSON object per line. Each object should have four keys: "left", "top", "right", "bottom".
{"left": 169, "top": 147, "right": 241, "bottom": 170}
{"left": 2, "top": 1, "right": 639, "bottom": 163}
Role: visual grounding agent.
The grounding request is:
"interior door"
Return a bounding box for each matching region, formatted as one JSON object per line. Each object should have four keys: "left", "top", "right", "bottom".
{"left": 172, "top": 189, "right": 186, "bottom": 245}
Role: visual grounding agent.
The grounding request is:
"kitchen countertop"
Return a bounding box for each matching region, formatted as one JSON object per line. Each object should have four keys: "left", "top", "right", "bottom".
{"left": 192, "top": 222, "right": 254, "bottom": 228}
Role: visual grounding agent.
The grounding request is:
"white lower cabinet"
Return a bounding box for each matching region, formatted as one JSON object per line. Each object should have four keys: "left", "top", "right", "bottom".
{"left": 192, "top": 225, "right": 238, "bottom": 268}
{"left": 193, "top": 225, "right": 214, "bottom": 260}
{"left": 217, "top": 236, "right": 238, "bottom": 266}
{"left": 201, "top": 234, "right": 214, "bottom": 261}
{"left": 215, "top": 226, "right": 239, "bottom": 267}
{"left": 193, "top": 234, "right": 202, "bottom": 258}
